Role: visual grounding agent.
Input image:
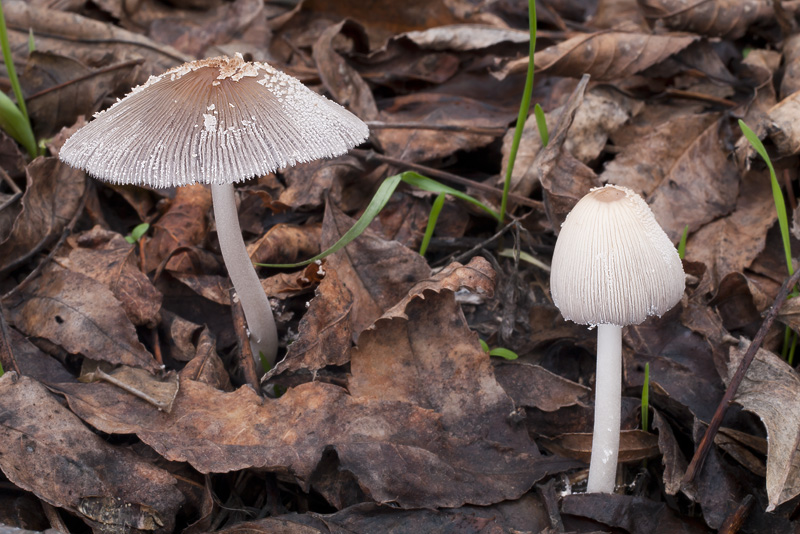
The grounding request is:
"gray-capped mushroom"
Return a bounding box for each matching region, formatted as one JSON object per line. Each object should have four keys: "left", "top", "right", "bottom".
{"left": 550, "top": 184, "right": 685, "bottom": 493}
{"left": 60, "top": 54, "right": 369, "bottom": 367}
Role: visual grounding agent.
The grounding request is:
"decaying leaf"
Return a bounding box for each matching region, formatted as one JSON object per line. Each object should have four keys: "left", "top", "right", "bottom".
{"left": 0, "top": 374, "right": 183, "bottom": 531}
{"left": 58, "top": 225, "right": 162, "bottom": 327}
{"left": 5, "top": 266, "right": 159, "bottom": 373}
{"left": 533, "top": 31, "right": 698, "bottom": 81}
{"left": 145, "top": 184, "right": 212, "bottom": 273}
{"left": 604, "top": 113, "right": 740, "bottom": 241}
{"left": 321, "top": 203, "right": 430, "bottom": 338}
{"left": 0, "top": 158, "right": 86, "bottom": 275}
{"left": 639, "top": 0, "right": 780, "bottom": 39}
{"left": 79, "top": 360, "right": 179, "bottom": 413}
{"left": 539, "top": 430, "right": 660, "bottom": 464}
{"left": 728, "top": 339, "right": 800, "bottom": 511}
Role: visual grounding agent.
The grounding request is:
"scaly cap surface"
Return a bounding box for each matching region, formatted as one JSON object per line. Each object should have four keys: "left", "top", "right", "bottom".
{"left": 60, "top": 54, "right": 369, "bottom": 188}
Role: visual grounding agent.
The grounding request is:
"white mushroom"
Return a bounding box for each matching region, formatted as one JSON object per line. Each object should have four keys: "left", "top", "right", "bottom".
{"left": 550, "top": 184, "right": 685, "bottom": 493}
{"left": 60, "top": 54, "right": 369, "bottom": 368}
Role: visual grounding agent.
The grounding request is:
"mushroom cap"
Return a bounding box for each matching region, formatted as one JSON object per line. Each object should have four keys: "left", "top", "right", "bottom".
{"left": 550, "top": 184, "right": 685, "bottom": 326}
{"left": 59, "top": 54, "right": 369, "bottom": 188}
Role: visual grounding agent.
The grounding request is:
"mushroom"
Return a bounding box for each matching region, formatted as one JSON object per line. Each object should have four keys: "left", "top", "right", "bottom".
{"left": 59, "top": 54, "right": 369, "bottom": 367}
{"left": 549, "top": 184, "right": 685, "bottom": 493}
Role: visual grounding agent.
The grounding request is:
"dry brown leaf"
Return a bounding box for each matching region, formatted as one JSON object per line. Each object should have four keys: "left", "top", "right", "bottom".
{"left": 0, "top": 374, "right": 183, "bottom": 531}
{"left": 379, "top": 257, "right": 495, "bottom": 320}
{"left": 683, "top": 169, "right": 776, "bottom": 290}
{"left": 767, "top": 90, "right": 800, "bottom": 157}
{"left": 145, "top": 184, "right": 212, "bottom": 273}
{"left": 57, "top": 226, "right": 162, "bottom": 327}
{"left": 22, "top": 51, "right": 139, "bottom": 138}
{"left": 494, "top": 363, "right": 591, "bottom": 412}
{"left": 247, "top": 223, "right": 322, "bottom": 265}
{"left": 400, "top": 24, "right": 529, "bottom": 51}
{"left": 728, "top": 339, "right": 800, "bottom": 511}
{"left": 79, "top": 360, "right": 179, "bottom": 412}
{"left": 533, "top": 31, "right": 697, "bottom": 81}
{"left": 5, "top": 266, "right": 159, "bottom": 373}
{"left": 312, "top": 20, "right": 379, "bottom": 120}
{"left": 375, "top": 92, "right": 512, "bottom": 162}
{"left": 0, "top": 158, "right": 86, "bottom": 275}
{"left": 561, "top": 493, "right": 708, "bottom": 534}
{"left": 142, "top": 0, "right": 263, "bottom": 56}
{"left": 781, "top": 34, "right": 800, "bottom": 99}
{"left": 651, "top": 409, "right": 688, "bottom": 496}
{"left": 298, "top": 0, "right": 460, "bottom": 48}
{"left": 501, "top": 87, "right": 636, "bottom": 196}
{"left": 533, "top": 76, "right": 602, "bottom": 227}
{"left": 321, "top": 203, "right": 430, "bottom": 338}
{"left": 604, "top": 113, "right": 739, "bottom": 241}
{"left": 53, "top": 283, "right": 577, "bottom": 509}
{"left": 638, "top": 0, "right": 780, "bottom": 39}
{"left": 539, "top": 429, "right": 660, "bottom": 463}
{"left": 4, "top": 1, "right": 189, "bottom": 82}
{"left": 266, "top": 267, "right": 354, "bottom": 380}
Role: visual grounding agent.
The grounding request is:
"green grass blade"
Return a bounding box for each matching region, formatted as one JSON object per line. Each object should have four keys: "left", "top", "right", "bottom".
{"left": 489, "top": 347, "right": 519, "bottom": 360}
{"left": 499, "top": 0, "right": 537, "bottom": 225}
{"left": 677, "top": 224, "right": 689, "bottom": 259}
{"left": 738, "top": 120, "right": 792, "bottom": 276}
{"left": 400, "top": 171, "right": 500, "bottom": 221}
{"left": 641, "top": 362, "right": 650, "bottom": 432}
{"left": 28, "top": 29, "right": 35, "bottom": 54}
{"left": 420, "top": 192, "right": 445, "bottom": 257}
{"left": 498, "top": 248, "right": 550, "bottom": 271}
{"left": 256, "top": 173, "right": 403, "bottom": 268}
{"left": 0, "top": 90, "right": 36, "bottom": 157}
{"left": 0, "top": 0, "right": 36, "bottom": 158}
{"left": 533, "top": 103, "right": 548, "bottom": 146}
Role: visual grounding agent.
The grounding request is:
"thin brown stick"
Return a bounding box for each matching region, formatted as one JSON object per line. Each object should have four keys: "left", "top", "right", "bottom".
{"left": 365, "top": 121, "right": 506, "bottom": 137}
{"left": 681, "top": 267, "right": 800, "bottom": 488}
{"left": 0, "top": 303, "right": 20, "bottom": 375}
{"left": 26, "top": 59, "right": 144, "bottom": 102}
{"left": 230, "top": 287, "right": 262, "bottom": 395}
{"left": 349, "top": 148, "right": 543, "bottom": 210}
{"left": 0, "top": 167, "right": 20, "bottom": 194}
{"left": 718, "top": 494, "right": 754, "bottom": 534}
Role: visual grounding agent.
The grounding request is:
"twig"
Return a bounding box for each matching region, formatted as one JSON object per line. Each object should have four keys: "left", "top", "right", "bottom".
{"left": 350, "top": 148, "right": 543, "bottom": 210}
{"left": 230, "top": 287, "right": 262, "bottom": 395}
{"left": 0, "top": 166, "right": 20, "bottom": 193}
{"left": 681, "top": 267, "right": 800, "bottom": 488}
{"left": 718, "top": 494, "right": 754, "bottom": 534}
{"left": 26, "top": 59, "right": 144, "bottom": 102}
{"left": 437, "top": 219, "right": 519, "bottom": 268}
{"left": 365, "top": 121, "right": 506, "bottom": 137}
{"left": 0, "top": 303, "right": 20, "bottom": 374}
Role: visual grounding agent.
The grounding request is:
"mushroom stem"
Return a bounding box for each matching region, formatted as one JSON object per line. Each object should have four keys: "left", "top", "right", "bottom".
{"left": 586, "top": 323, "right": 622, "bottom": 493}
{"left": 211, "top": 183, "right": 278, "bottom": 367}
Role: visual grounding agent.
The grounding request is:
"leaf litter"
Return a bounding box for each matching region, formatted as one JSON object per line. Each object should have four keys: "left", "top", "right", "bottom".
{"left": 1, "top": 0, "right": 800, "bottom": 532}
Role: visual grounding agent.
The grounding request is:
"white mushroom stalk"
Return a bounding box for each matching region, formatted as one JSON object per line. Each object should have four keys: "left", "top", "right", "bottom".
{"left": 550, "top": 184, "right": 685, "bottom": 493}
{"left": 59, "top": 54, "right": 369, "bottom": 368}
{"left": 212, "top": 183, "right": 277, "bottom": 362}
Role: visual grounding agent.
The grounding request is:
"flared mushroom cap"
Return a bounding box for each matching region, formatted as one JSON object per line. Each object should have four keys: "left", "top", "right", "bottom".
{"left": 59, "top": 54, "right": 368, "bottom": 187}
{"left": 550, "top": 184, "right": 685, "bottom": 326}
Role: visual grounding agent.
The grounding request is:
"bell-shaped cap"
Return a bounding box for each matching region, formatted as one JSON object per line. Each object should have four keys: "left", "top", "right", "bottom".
{"left": 59, "top": 54, "right": 369, "bottom": 188}
{"left": 550, "top": 184, "right": 685, "bottom": 326}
